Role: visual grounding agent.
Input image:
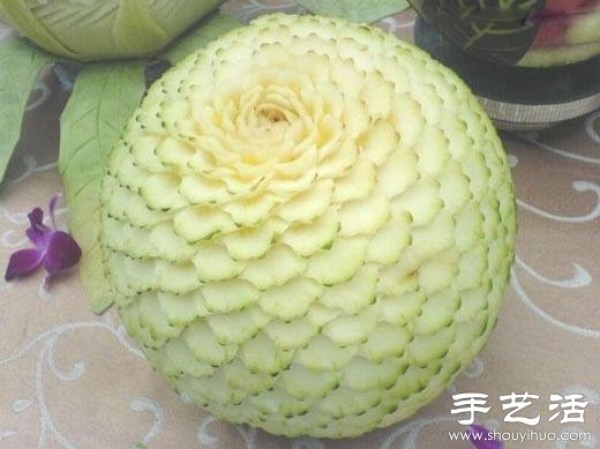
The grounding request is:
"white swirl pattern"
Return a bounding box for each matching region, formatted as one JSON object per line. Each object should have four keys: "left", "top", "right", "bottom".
{"left": 516, "top": 181, "right": 600, "bottom": 224}
{"left": 129, "top": 398, "right": 165, "bottom": 448}
{"left": 515, "top": 257, "right": 592, "bottom": 289}
{"left": 197, "top": 416, "right": 221, "bottom": 445}
{"left": 0, "top": 317, "right": 152, "bottom": 448}
{"left": 511, "top": 271, "right": 600, "bottom": 339}
{"left": 518, "top": 132, "right": 600, "bottom": 165}
{"left": 0, "top": 1, "right": 598, "bottom": 448}
{"left": 584, "top": 111, "right": 600, "bottom": 144}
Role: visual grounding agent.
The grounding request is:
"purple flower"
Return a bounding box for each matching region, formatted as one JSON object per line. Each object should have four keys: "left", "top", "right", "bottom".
{"left": 4, "top": 195, "right": 81, "bottom": 288}
{"left": 467, "top": 424, "right": 504, "bottom": 449}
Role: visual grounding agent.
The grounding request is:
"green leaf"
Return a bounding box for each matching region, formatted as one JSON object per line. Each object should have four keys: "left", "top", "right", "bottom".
{"left": 0, "top": 37, "right": 52, "bottom": 183}
{"left": 295, "top": 0, "right": 410, "bottom": 23}
{"left": 409, "top": 0, "right": 542, "bottom": 65}
{"left": 58, "top": 61, "right": 146, "bottom": 314}
{"left": 162, "top": 12, "right": 241, "bottom": 65}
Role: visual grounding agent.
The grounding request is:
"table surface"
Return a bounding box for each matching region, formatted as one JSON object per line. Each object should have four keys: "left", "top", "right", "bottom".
{"left": 1, "top": 1, "right": 598, "bottom": 449}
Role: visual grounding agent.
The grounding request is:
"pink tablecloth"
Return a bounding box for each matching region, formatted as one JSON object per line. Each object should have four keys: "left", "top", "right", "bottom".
{"left": 1, "top": 1, "right": 598, "bottom": 448}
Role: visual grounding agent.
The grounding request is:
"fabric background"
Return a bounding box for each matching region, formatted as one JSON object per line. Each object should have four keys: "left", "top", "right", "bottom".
{"left": 1, "top": 1, "right": 598, "bottom": 448}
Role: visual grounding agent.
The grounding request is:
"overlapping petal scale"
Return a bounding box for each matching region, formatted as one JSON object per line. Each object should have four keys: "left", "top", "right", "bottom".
{"left": 100, "top": 14, "right": 517, "bottom": 438}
